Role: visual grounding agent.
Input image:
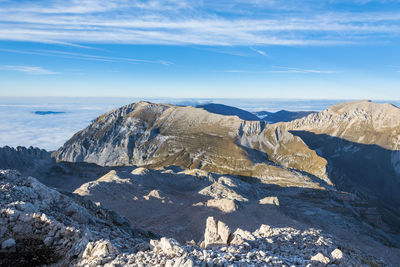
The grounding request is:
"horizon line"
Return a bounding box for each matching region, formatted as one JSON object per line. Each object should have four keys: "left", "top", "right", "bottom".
{"left": 0, "top": 96, "right": 399, "bottom": 102}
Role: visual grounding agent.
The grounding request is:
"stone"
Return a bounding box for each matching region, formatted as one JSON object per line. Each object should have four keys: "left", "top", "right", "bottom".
{"left": 1, "top": 238, "right": 16, "bottom": 249}
{"left": 204, "top": 217, "right": 231, "bottom": 248}
{"left": 157, "top": 237, "right": 183, "bottom": 257}
{"left": 331, "top": 248, "right": 343, "bottom": 261}
{"left": 206, "top": 198, "right": 238, "bottom": 213}
{"left": 84, "top": 240, "right": 118, "bottom": 259}
{"left": 311, "top": 253, "right": 330, "bottom": 265}
{"left": 259, "top": 196, "right": 280, "bottom": 206}
{"left": 204, "top": 217, "right": 220, "bottom": 247}
{"left": 150, "top": 239, "right": 159, "bottom": 250}
{"left": 234, "top": 228, "right": 255, "bottom": 241}
{"left": 229, "top": 234, "right": 245, "bottom": 245}
{"left": 217, "top": 221, "right": 231, "bottom": 244}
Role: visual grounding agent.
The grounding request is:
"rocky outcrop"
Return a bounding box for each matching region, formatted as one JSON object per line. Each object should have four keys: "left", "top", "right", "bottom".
{"left": 203, "top": 217, "right": 231, "bottom": 248}
{"left": 0, "top": 169, "right": 152, "bottom": 266}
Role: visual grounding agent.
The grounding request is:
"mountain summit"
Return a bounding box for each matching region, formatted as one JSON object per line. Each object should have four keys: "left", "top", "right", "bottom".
{"left": 54, "top": 101, "right": 329, "bottom": 188}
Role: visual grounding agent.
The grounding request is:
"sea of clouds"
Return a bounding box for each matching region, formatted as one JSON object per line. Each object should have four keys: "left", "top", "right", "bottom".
{"left": 1, "top": 97, "right": 398, "bottom": 151}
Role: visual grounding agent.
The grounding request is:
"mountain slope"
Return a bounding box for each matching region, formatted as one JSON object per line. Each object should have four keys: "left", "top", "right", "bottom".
{"left": 283, "top": 100, "right": 400, "bottom": 211}
{"left": 3, "top": 169, "right": 391, "bottom": 266}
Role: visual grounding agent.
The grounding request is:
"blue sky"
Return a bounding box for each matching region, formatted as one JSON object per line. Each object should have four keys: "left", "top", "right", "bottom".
{"left": 0, "top": 0, "right": 400, "bottom": 99}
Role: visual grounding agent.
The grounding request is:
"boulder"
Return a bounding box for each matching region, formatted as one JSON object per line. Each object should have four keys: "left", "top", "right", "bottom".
{"left": 217, "top": 221, "right": 230, "bottom": 244}
{"left": 259, "top": 196, "right": 279, "bottom": 206}
{"left": 206, "top": 198, "right": 238, "bottom": 213}
{"left": 331, "top": 248, "right": 343, "bottom": 262}
{"left": 311, "top": 252, "right": 330, "bottom": 265}
{"left": 152, "top": 237, "right": 183, "bottom": 257}
{"left": 83, "top": 240, "right": 118, "bottom": 259}
{"left": 204, "top": 217, "right": 231, "bottom": 247}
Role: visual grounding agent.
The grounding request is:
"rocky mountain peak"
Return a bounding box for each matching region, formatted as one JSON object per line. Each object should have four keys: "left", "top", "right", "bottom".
{"left": 54, "top": 101, "right": 330, "bottom": 187}
{"left": 286, "top": 100, "right": 400, "bottom": 150}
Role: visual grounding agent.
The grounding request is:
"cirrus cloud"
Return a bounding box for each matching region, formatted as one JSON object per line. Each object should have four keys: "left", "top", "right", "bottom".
{"left": 0, "top": 0, "right": 399, "bottom": 46}
{"left": 0, "top": 65, "right": 59, "bottom": 75}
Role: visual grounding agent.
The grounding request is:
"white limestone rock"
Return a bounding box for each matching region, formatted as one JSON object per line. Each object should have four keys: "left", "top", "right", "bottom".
{"left": 311, "top": 252, "right": 330, "bottom": 265}
{"left": 206, "top": 198, "right": 238, "bottom": 213}
{"left": 331, "top": 248, "right": 344, "bottom": 262}
{"left": 204, "top": 217, "right": 231, "bottom": 248}
{"left": 259, "top": 196, "right": 280, "bottom": 206}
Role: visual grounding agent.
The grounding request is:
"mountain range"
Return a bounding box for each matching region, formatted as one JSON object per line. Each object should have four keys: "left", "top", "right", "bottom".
{"left": 1, "top": 100, "right": 400, "bottom": 266}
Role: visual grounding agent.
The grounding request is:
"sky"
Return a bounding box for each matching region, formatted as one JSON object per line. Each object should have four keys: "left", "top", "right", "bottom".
{"left": 0, "top": 0, "right": 400, "bottom": 99}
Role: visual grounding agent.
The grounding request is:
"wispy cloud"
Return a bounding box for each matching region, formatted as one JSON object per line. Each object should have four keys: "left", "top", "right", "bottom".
{"left": 0, "top": 48, "right": 172, "bottom": 66}
{"left": 269, "top": 66, "right": 337, "bottom": 74}
{"left": 0, "top": 0, "right": 399, "bottom": 46}
{"left": 220, "top": 70, "right": 251, "bottom": 73}
{"left": 251, "top": 47, "right": 268, "bottom": 57}
{"left": 220, "top": 66, "right": 337, "bottom": 74}
{"left": 0, "top": 65, "right": 59, "bottom": 75}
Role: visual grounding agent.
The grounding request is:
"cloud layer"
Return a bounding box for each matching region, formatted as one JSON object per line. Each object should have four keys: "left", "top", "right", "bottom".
{"left": 0, "top": 0, "right": 399, "bottom": 46}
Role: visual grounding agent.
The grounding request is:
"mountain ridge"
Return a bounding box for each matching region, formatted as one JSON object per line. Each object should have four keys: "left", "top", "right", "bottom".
{"left": 54, "top": 101, "right": 330, "bottom": 188}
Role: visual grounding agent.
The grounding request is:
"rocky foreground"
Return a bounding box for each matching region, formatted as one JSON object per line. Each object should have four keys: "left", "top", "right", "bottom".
{"left": 0, "top": 170, "right": 386, "bottom": 266}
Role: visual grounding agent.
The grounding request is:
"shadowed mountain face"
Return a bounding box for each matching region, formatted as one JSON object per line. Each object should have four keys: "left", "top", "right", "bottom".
{"left": 197, "top": 103, "right": 260, "bottom": 121}
{"left": 0, "top": 146, "right": 54, "bottom": 176}
{"left": 254, "top": 110, "right": 316, "bottom": 123}
{"left": 290, "top": 131, "right": 400, "bottom": 210}
{"left": 54, "top": 101, "right": 330, "bottom": 188}
{"left": 283, "top": 100, "right": 400, "bottom": 216}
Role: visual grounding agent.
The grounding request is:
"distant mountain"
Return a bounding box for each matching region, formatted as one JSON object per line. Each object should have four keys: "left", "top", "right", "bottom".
{"left": 33, "top": 111, "right": 66, "bottom": 115}
{"left": 254, "top": 110, "right": 316, "bottom": 123}
{"left": 197, "top": 103, "right": 260, "bottom": 121}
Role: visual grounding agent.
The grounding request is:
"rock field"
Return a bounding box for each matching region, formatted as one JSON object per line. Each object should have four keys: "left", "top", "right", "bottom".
{"left": 0, "top": 169, "right": 387, "bottom": 266}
